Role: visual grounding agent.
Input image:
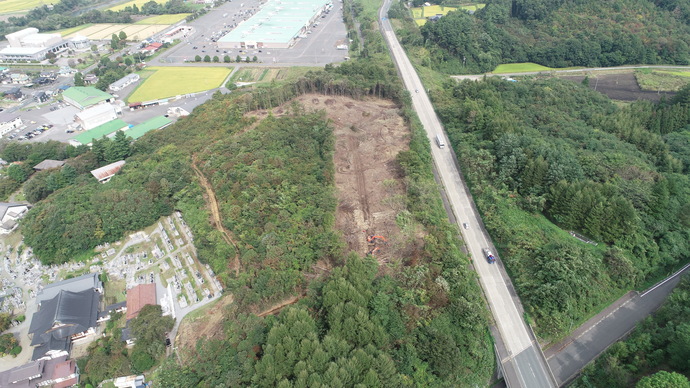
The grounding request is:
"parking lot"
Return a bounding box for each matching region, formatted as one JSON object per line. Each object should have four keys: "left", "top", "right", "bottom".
{"left": 151, "top": 1, "right": 348, "bottom": 66}
{"left": 4, "top": 88, "right": 216, "bottom": 144}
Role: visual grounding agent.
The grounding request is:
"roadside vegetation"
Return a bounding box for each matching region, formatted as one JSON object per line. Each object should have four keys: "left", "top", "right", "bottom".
{"left": 573, "top": 276, "right": 690, "bottom": 388}
{"left": 432, "top": 76, "right": 690, "bottom": 339}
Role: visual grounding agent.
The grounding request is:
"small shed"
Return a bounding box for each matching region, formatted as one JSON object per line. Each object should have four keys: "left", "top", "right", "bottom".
{"left": 90, "top": 160, "right": 126, "bottom": 183}
{"left": 33, "top": 159, "right": 65, "bottom": 171}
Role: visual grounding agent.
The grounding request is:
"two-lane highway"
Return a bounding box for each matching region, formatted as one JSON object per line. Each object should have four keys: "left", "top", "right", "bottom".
{"left": 377, "top": 1, "right": 555, "bottom": 387}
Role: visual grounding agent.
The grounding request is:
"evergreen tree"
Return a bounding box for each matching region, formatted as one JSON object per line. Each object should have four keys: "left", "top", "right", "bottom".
{"left": 74, "top": 72, "right": 85, "bottom": 87}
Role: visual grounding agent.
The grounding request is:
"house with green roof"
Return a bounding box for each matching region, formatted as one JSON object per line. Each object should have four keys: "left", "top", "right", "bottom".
{"left": 70, "top": 119, "right": 129, "bottom": 146}
{"left": 63, "top": 86, "right": 113, "bottom": 110}
{"left": 126, "top": 116, "right": 172, "bottom": 140}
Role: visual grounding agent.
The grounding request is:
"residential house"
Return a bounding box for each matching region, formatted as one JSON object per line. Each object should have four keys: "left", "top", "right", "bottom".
{"left": 83, "top": 74, "right": 98, "bottom": 85}
{"left": 0, "top": 351, "right": 79, "bottom": 388}
{"left": 109, "top": 74, "right": 140, "bottom": 92}
{"left": 4, "top": 86, "right": 23, "bottom": 99}
{"left": 0, "top": 112, "right": 23, "bottom": 137}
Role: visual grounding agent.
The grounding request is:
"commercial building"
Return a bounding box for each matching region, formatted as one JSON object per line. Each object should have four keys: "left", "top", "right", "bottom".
{"left": 126, "top": 115, "right": 172, "bottom": 140}
{"left": 62, "top": 86, "right": 113, "bottom": 110}
{"left": 69, "top": 35, "right": 90, "bottom": 50}
{"left": 109, "top": 73, "right": 140, "bottom": 92}
{"left": 0, "top": 27, "right": 69, "bottom": 61}
{"left": 0, "top": 113, "right": 23, "bottom": 137}
{"left": 71, "top": 119, "right": 129, "bottom": 146}
{"left": 0, "top": 202, "right": 29, "bottom": 234}
{"left": 0, "top": 352, "right": 79, "bottom": 388}
{"left": 75, "top": 103, "right": 118, "bottom": 130}
{"left": 217, "top": 0, "right": 331, "bottom": 49}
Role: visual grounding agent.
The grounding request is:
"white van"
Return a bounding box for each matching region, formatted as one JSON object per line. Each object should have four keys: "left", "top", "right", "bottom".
{"left": 436, "top": 134, "right": 445, "bottom": 149}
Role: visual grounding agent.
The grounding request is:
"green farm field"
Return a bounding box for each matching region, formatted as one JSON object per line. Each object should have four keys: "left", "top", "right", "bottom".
{"left": 135, "top": 14, "right": 191, "bottom": 25}
{"left": 229, "top": 67, "right": 319, "bottom": 88}
{"left": 0, "top": 0, "right": 58, "bottom": 14}
{"left": 127, "top": 67, "right": 232, "bottom": 102}
{"left": 635, "top": 69, "right": 690, "bottom": 92}
{"left": 492, "top": 63, "right": 553, "bottom": 73}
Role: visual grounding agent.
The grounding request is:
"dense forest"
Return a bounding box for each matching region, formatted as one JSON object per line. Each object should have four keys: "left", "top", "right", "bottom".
{"left": 573, "top": 276, "right": 690, "bottom": 387}
{"left": 412, "top": 0, "right": 690, "bottom": 73}
{"left": 432, "top": 77, "right": 690, "bottom": 338}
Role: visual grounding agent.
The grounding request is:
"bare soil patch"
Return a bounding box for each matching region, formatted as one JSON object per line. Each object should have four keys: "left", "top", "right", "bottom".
{"left": 175, "top": 294, "right": 234, "bottom": 363}
{"left": 246, "top": 94, "right": 414, "bottom": 265}
{"left": 559, "top": 72, "right": 675, "bottom": 102}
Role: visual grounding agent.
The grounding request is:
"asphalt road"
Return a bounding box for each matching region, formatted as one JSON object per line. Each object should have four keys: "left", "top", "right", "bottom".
{"left": 378, "top": 2, "right": 554, "bottom": 387}
{"left": 547, "top": 263, "right": 690, "bottom": 386}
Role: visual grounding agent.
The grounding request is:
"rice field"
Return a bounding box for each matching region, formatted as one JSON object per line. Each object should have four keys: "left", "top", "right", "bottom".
{"left": 135, "top": 14, "right": 191, "bottom": 25}
{"left": 66, "top": 24, "right": 170, "bottom": 41}
{"left": 127, "top": 67, "right": 233, "bottom": 102}
{"left": 108, "top": 0, "right": 167, "bottom": 12}
{"left": 52, "top": 24, "right": 92, "bottom": 37}
{"left": 0, "top": 0, "right": 58, "bottom": 14}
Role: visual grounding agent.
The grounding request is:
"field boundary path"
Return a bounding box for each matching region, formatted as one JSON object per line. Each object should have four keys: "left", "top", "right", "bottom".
{"left": 452, "top": 65, "right": 690, "bottom": 81}
{"left": 190, "top": 155, "right": 240, "bottom": 276}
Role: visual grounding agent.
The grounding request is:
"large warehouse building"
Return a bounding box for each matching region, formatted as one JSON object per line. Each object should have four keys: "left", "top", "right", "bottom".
{"left": 218, "top": 0, "right": 331, "bottom": 49}
{"left": 0, "top": 28, "right": 68, "bottom": 61}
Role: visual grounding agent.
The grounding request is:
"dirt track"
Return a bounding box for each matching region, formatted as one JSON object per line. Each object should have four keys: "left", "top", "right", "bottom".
{"left": 191, "top": 155, "right": 240, "bottom": 275}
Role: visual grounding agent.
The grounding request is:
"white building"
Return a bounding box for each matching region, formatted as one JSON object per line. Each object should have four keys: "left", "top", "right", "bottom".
{"left": 69, "top": 35, "right": 90, "bottom": 50}
{"left": 75, "top": 103, "right": 117, "bottom": 130}
{"left": 0, "top": 202, "right": 29, "bottom": 234}
{"left": 109, "top": 73, "right": 140, "bottom": 92}
{"left": 0, "top": 113, "right": 22, "bottom": 137}
{"left": 0, "top": 27, "right": 68, "bottom": 61}
{"left": 114, "top": 375, "right": 145, "bottom": 388}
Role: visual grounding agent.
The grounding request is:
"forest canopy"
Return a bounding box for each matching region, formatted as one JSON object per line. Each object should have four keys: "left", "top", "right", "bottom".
{"left": 434, "top": 77, "right": 690, "bottom": 337}
{"left": 418, "top": 0, "right": 690, "bottom": 73}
